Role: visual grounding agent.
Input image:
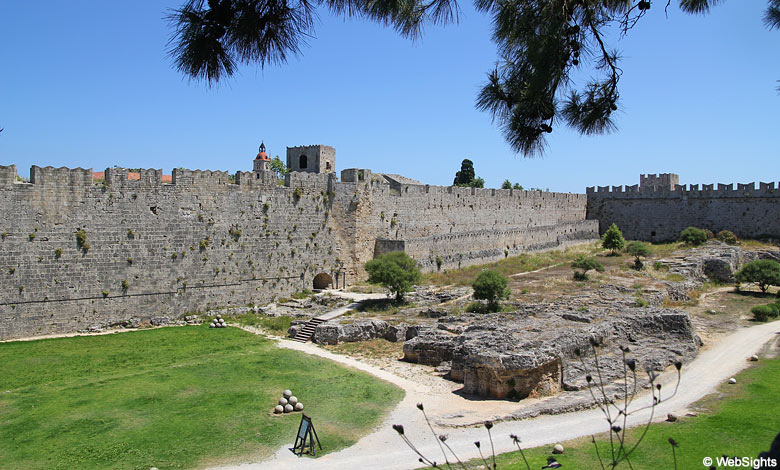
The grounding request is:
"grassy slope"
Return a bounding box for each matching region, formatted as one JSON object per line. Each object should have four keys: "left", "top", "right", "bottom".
{"left": 477, "top": 356, "right": 780, "bottom": 470}
{"left": 0, "top": 326, "right": 403, "bottom": 470}
{"left": 424, "top": 243, "right": 602, "bottom": 286}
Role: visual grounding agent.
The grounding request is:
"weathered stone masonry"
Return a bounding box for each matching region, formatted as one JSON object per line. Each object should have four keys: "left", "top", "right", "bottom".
{"left": 586, "top": 174, "right": 780, "bottom": 242}
{"left": 0, "top": 150, "right": 598, "bottom": 340}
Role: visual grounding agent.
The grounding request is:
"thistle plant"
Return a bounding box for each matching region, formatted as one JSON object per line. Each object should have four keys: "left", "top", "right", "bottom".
{"left": 393, "top": 339, "right": 683, "bottom": 469}
{"left": 575, "top": 340, "right": 682, "bottom": 469}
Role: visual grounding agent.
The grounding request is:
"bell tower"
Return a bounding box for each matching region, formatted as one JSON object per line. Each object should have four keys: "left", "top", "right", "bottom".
{"left": 254, "top": 141, "right": 270, "bottom": 172}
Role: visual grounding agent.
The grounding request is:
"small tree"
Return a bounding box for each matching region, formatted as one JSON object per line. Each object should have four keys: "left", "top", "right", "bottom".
{"left": 365, "top": 251, "right": 422, "bottom": 301}
{"left": 571, "top": 255, "right": 604, "bottom": 281}
{"left": 270, "top": 156, "right": 289, "bottom": 180}
{"left": 501, "top": 179, "right": 512, "bottom": 189}
{"left": 453, "top": 159, "right": 476, "bottom": 186}
{"left": 602, "top": 223, "right": 626, "bottom": 254}
{"left": 678, "top": 227, "right": 708, "bottom": 246}
{"left": 735, "top": 259, "right": 780, "bottom": 293}
{"left": 469, "top": 176, "right": 485, "bottom": 188}
{"left": 626, "top": 241, "right": 651, "bottom": 270}
{"left": 472, "top": 270, "right": 510, "bottom": 312}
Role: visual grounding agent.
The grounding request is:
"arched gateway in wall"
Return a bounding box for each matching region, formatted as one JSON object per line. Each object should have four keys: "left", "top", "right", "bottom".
{"left": 312, "top": 272, "right": 333, "bottom": 290}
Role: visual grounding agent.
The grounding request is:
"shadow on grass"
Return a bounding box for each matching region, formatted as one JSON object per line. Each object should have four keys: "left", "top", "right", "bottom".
{"left": 731, "top": 290, "right": 778, "bottom": 299}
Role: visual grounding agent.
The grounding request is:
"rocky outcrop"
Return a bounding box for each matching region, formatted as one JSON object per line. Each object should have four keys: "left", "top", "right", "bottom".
{"left": 661, "top": 241, "right": 746, "bottom": 283}
{"left": 404, "top": 306, "right": 699, "bottom": 399}
{"left": 306, "top": 319, "right": 434, "bottom": 344}
{"left": 311, "top": 320, "right": 388, "bottom": 345}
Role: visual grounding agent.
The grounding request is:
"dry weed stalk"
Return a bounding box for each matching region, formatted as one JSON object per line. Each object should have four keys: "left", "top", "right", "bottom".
{"left": 392, "top": 339, "right": 683, "bottom": 469}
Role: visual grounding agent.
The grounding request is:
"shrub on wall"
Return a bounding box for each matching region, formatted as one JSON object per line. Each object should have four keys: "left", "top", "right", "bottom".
{"left": 75, "top": 229, "right": 89, "bottom": 252}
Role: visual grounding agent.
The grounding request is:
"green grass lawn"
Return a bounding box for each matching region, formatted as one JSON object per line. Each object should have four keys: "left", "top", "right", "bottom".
{"left": 460, "top": 355, "right": 780, "bottom": 469}
{"left": 0, "top": 326, "right": 403, "bottom": 470}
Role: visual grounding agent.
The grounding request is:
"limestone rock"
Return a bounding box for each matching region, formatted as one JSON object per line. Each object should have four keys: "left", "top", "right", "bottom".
{"left": 552, "top": 444, "right": 564, "bottom": 454}
{"left": 287, "top": 323, "right": 305, "bottom": 338}
{"left": 274, "top": 405, "right": 283, "bottom": 414}
{"left": 313, "top": 319, "right": 389, "bottom": 345}
{"left": 384, "top": 323, "right": 409, "bottom": 342}
{"left": 288, "top": 396, "right": 298, "bottom": 405}
{"left": 295, "top": 402, "right": 304, "bottom": 411}
{"left": 666, "top": 413, "right": 677, "bottom": 422}
{"left": 279, "top": 397, "right": 288, "bottom": 406}
{"left": 750, "top": 355, "right": 759, "bottom": 362}
{"left": 283, "top": 389, "right": 292, "bottom": 398}
{"left": 150, "top": 316, "right": 170, "bottom": 326}
{"left": 284, "top": 404, "right": 293, "bottom": 413}
{"left": 403, "top": 306, "right": 699, "bottom": 399}
{"left": 729, "top": 377, "right": 737, "bottom": 384}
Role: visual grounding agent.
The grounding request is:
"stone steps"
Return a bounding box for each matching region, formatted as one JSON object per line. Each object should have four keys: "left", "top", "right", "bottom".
{"left": 292, "top": 317, "right": 326, "bottom": 343}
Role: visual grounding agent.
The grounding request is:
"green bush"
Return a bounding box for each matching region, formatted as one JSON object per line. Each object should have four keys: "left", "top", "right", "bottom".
{"left": 735, "top": 259, "right": 780, "bottom": 293}
{"left": 626, "top": 241, "right": 651, "bottom": 258}
{"left": 751, "top": 304, "right": 777, "bottom": 322}
{"left": 365, "top": 251, "right": 422, "bottom": 301}
{"left": 716, "top": 230, "right": 738, "bottom": 245}
{"left": 472, "top": 270, "right": 510, "bottom": 312}
{"left": 573, "top": 270, "right": 588, "bottom": 281}
{"left": 626, "top": 241, "right": 651, "bottom": 271}
{"left": 75, "top": 229, "right": 89, "bottom": 252}
{"left": 601, "top": 223, "right": 625, "bottom": 253}
{"left": 678, "top": 226, "right": 708, "bottom": 246}
{"left": 571, "top": 255, "right": 604, "bottom": 280}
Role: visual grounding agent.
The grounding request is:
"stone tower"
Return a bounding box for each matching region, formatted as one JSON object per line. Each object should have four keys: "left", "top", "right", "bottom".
{"left": 253, "top": 141, "right": 270, "bottom": 172}
{"left": 286, "top": 145, "right": 335, "bottom": 174}
{"left": 640, "top": 173, "right": 679, "bottom": 190}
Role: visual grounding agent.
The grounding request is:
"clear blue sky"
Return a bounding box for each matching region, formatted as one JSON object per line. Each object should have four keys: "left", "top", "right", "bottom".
{"left": 1, "top": 1, "right": 777, "bottom": 192}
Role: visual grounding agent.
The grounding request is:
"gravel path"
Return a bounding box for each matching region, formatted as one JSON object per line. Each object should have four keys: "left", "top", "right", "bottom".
{"left": 213, "top": 320, "right": 780, "bottom": 470}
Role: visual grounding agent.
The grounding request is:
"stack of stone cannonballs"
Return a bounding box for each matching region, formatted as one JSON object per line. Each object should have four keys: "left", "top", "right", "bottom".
{"left": 209, "top": 315, "right": 226, "bottom": 328}
{"left": 273, "top": 389, "right": 305, "bottom": 414}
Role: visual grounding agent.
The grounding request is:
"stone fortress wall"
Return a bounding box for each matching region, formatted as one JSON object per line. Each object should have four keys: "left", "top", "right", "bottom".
{"left": 586, "top": 173, "right": 780, "bottom": 242}
{"left": 335, "top": 168, "right": 595, "bottom": 272}
{"left": 6, "top": 155, "right": 773, "bottom": 343}
{"left": 0, "top": 145, "right": 599, "bottom": 340}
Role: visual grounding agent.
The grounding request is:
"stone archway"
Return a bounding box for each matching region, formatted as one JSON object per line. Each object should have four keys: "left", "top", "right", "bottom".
{"left": 313, "top": 272, "right": 333, "bottom": 290}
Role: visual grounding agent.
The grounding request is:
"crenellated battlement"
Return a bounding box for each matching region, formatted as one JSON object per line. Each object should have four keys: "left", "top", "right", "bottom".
{"left": 640, "top": 173, "right": 679, "bottom": 190}
{"left": 587, "top": 181, "right": 778, "bottom": 198}
{"left": 30, "top": 165, "right": 93, "bottom": 187}
{"left": 586, "top": 173, "right": 780, "bottom": 242}
{"left": 0, "top": 165, "right": 18, "bottom": 187}
{"left": 105, "top": 168, "right": 164, "bottom": 188}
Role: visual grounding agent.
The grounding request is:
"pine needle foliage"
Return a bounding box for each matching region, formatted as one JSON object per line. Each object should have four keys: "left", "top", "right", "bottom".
{"left": 168, "top": 0, "right": 778, "bottom": 155}
{"left": 602, "top": 223, "right": 626, "bottom": 254}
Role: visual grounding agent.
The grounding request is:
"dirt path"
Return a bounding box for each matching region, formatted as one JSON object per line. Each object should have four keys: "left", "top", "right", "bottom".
{"left": 213, "top": 320, "right": 780, "bottom": 470}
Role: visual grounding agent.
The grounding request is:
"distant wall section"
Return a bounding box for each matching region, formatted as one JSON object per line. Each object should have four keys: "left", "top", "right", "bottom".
{"left": 586, "top": 180, "right": 780, "bottom": 241}
{"left": 333, "top": 169, "right": 598, "bottom": 274}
